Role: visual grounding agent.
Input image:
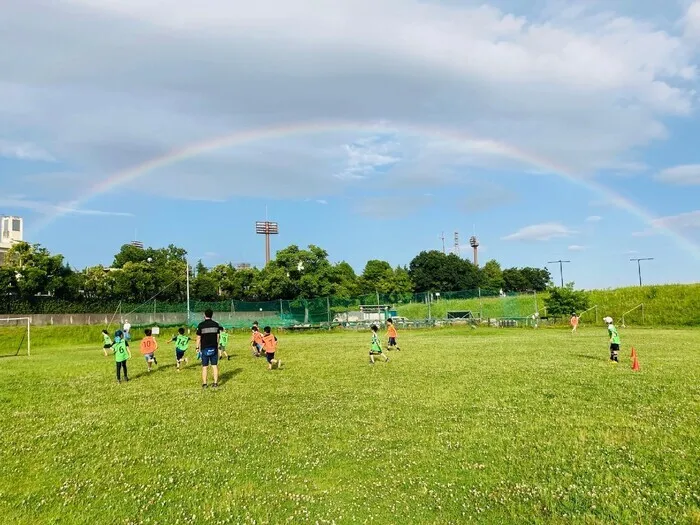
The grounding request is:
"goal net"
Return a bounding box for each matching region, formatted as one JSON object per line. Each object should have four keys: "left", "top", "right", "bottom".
{"left": 0, "top": 317, "right": 31, "bottom": 357}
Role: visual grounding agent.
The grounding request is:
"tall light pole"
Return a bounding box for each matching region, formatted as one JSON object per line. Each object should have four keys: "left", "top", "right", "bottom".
{"left": 548, "top": 260, "right": 571, "bottom": 288}
{"left": 256, "top": 221, "right": 279, "bottom": 265}
{"left": 630, "top": 257, "right": 654, "bottom": 286}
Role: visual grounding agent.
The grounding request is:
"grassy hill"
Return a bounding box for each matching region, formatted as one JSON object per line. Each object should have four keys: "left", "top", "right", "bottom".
{"left": 396, "top": 284, "right": 700, "bottom": 326}
{"left": 587, "top": 284, "right": 700, "bottom": 326}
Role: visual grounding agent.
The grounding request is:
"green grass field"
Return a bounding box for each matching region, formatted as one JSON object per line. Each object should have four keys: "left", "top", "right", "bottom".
{"left": 1, "top": 326, "right": 699, "bottom": 524}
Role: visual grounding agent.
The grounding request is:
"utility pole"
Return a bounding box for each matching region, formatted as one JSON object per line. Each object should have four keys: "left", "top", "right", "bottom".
{"left": 186, "top": 259, "right": 190, "bottom": 326}
{"left": 547, "top": 260, "right": 571, "bottom": 288}
{"left": 440, "top": 232, "right": 445, "bottom": 254}
{"left": 630, "top": 257, "right": 654, "bottom": 286}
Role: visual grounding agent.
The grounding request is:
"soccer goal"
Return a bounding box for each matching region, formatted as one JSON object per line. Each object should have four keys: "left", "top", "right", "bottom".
{"left": 0, "top": 317, "right": 31, "bottom": 357}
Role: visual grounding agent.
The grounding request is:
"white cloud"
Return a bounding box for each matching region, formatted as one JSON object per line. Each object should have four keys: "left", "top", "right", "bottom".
{"left": 316, "top": 200, "right": 328, "bottom": 205}
{"left": 0, "top": 197, "right": 133, "bottom": 217}
{"left": 502, "top": 223, "right": 576, "bottom": 242}
{"left": 656, "top": 164, "right": 700, "bottom": 185}
{"left": 633, "top": 210, "right": 700, "bottom": 236}
{"left": 0, "top": 140, "right": 55, "bottom": 162}
{"left": 685, "top": 1, "right": 700, "bottom": 39}
{"left": 585, "top": 215, "right": 602, "bottom": 222}
{"left": 568, "top": 244, "right": 586, "bottom": 251}
{"left": 0, "top": 0, "right": 697, "bottom": 207}
{"left": 335, "top": 135, "right": 401, "bottom": 180}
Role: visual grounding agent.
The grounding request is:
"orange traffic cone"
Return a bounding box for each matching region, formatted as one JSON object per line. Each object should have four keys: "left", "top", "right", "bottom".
{"left": 630, "top": 346, "right": 637, "bottom": 359}
{"left": 632, "top": 355, "right": 640, "bottom": 372}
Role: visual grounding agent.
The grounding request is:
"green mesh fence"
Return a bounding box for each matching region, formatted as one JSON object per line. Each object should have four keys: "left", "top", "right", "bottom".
{"left": 2, "top": 290, "right": 542, "bottom": 329}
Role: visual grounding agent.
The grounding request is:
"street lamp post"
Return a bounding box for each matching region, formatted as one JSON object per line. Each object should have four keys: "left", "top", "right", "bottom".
{"left": 630, "top": 258, "right": 654, "bottom": 286}
{"left": 547, "top": 260, "right": 571, "bottom": 288}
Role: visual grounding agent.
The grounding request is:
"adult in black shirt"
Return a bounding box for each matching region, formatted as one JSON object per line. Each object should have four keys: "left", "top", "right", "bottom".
{"left": 196, "top": 308, "right": 221, "bottom": 388}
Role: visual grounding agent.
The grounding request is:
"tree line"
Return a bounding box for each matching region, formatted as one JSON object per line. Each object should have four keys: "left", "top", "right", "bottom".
{"left": 0, "top": 241, "right": 552, "bottom": 305}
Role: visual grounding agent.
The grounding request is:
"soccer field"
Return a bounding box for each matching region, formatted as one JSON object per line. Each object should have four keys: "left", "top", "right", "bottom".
{"left": 1, "top": 327, "right": 699, "bottom": 524}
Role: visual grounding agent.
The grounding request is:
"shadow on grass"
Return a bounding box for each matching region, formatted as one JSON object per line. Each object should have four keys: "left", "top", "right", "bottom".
{"left": 218, "top": 368, "right": 244, "bottom": 385}
{"left": 129, "top": 363, "right": 177, "bottom": 381}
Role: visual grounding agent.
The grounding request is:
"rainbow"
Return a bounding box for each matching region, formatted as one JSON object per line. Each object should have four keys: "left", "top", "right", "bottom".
{"left": 32, "top": 120, "right": 700, "bottom": 259}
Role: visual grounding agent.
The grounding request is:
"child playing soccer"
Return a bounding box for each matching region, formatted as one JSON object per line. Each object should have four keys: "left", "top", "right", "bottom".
{"left": 603, "top": 316, "right": 620, "bottom": 363}
{"left": 140, "top": 328, "right": 159, "bottom": 372}
{"left": 251, "top": 325, "right": 264, "bottom": 357}
{"left": 261, "top": 326, "right": 282, "bottom": 370}
{"left": 370, "top": 325, "right": 389, "bottom": 364}
{"left": 219, "top": 328, "right": 231, "bottom": 361}
{"left": 101, "top": 329, "right": 112, "bottom": 357}
{"left": 386, "top": 318, "right": 401, "bottom": 351}
{"left": 112, "top": 330, "right": 131, "bottom": 383}
{"left": 169, "top": 327, "right": 190, "bottom": 371}
{"left": 570, "top": 313, "right": 580, "bottom": 333}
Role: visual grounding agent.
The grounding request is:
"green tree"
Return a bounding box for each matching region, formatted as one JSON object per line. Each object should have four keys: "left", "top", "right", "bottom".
{"left": 480, "top": 260, "right": 505, "bottom": 292}
{"left": 251, "top": 264, "right": 292, "bottom": 300}
{"left": 545, "top": 284, "right": 589, "bottom": 316}
{"left": 81, "top": 266, "right": 116, "bottom": 299}
{"left": 228, "top": 268, "right": 259, "bottom": 300}
{"left": 502, "top": 268, "right": 527, "bottom": 293}
{"left": 520, "top": 267, "right": 551, "bottom": 292}
{"left": 192, "top": 272, "right": 219, "bottom": 302}
{"left": 3, "top": 242, "right": 78, "bottom": 299}
{"left": 409, "top": 250, "right": 479, "bottom": 292}
{"left": 331, "top": 261, "right": 360, "bottom": 298}
{"left": 390, "top": 266, "right": 414, "bottom": 295}
{"left": 360, "top": 260, "right": 393, "bottom": 294}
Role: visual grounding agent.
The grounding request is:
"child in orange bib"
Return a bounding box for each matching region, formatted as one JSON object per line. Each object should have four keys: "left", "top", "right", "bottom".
{"left": 386, "top": 318, "right": 401, "bottom": 351}
{"left": 140, "top": 328, "right": 159, "bottom": 372}
{"left": 570, "top": 313, "right": 579, "bottom": 333}
{"left": 261, "top": 326, "right": 282, "bottom": 370}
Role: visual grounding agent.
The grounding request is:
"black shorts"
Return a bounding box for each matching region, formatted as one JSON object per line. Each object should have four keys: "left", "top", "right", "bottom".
{"left": 388, "top": 337, "right": 397, "bottom": 346}
{"left": 610, "top": 343, "right": 620, "bottom": 352}
{"left": 176, "top": 350, "right": 186, "bottom": 361}
{"left": 201, "top": 348, "right": 219, "bottom": 366}
{"left": 103, "top": 344, "right": 111, "bottom": 349}
{"left": 266, "top": 352, "right": 275, "bottom": 363}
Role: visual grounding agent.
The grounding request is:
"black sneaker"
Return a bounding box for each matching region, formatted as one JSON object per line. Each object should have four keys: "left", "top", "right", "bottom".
{"left": 212, "top": 383, "right": 219, "bottom": 388}
{"left": 202, "top": 384, "right": 208, "bottom": 389}
{"left": 124, "top": 377, "right": 130, "bottom": 382}
{"left": 227, "top": 356, "right": 231, "bottom": 361}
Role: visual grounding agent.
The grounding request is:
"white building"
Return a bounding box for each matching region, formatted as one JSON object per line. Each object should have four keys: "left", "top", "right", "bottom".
{"left": 0, "top": 215, "right": 23, "bottom": 264}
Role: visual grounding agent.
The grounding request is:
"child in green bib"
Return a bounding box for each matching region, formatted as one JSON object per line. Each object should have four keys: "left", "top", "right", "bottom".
{"left": 219, "top": 329, "right": 231, "bottom": 361}
{"left": 112, "top": 330, "right": 131, "bottom": 383}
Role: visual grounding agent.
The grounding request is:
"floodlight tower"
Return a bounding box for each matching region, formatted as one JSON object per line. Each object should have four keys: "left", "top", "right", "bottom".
{"left": 469, "top": 236, "right": 479, "bottom": 267}
{"left": 454, "top": 232, "right": 460, "bottom": 256}
{"left": 256, "top": 221, "right": 279, "bottom": 265}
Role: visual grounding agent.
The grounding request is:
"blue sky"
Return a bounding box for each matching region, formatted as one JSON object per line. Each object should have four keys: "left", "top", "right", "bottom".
{"left": 1, "top": 0, "right": 700, "bottom": 290}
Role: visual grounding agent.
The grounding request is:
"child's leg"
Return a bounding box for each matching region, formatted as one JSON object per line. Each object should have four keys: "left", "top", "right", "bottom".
{"left": 123, "top": 361, "right": 129, "bottom": 380}
{"left": 369, "top": 353, "right": 375, "bottom": 364}
{"left": 116, "top": 362, "right": 121, "bottom": 382}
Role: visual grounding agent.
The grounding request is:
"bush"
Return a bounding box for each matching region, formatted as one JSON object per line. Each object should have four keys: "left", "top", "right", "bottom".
{"left": 544, "top": 285, "right": 589, "bottom": 317}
